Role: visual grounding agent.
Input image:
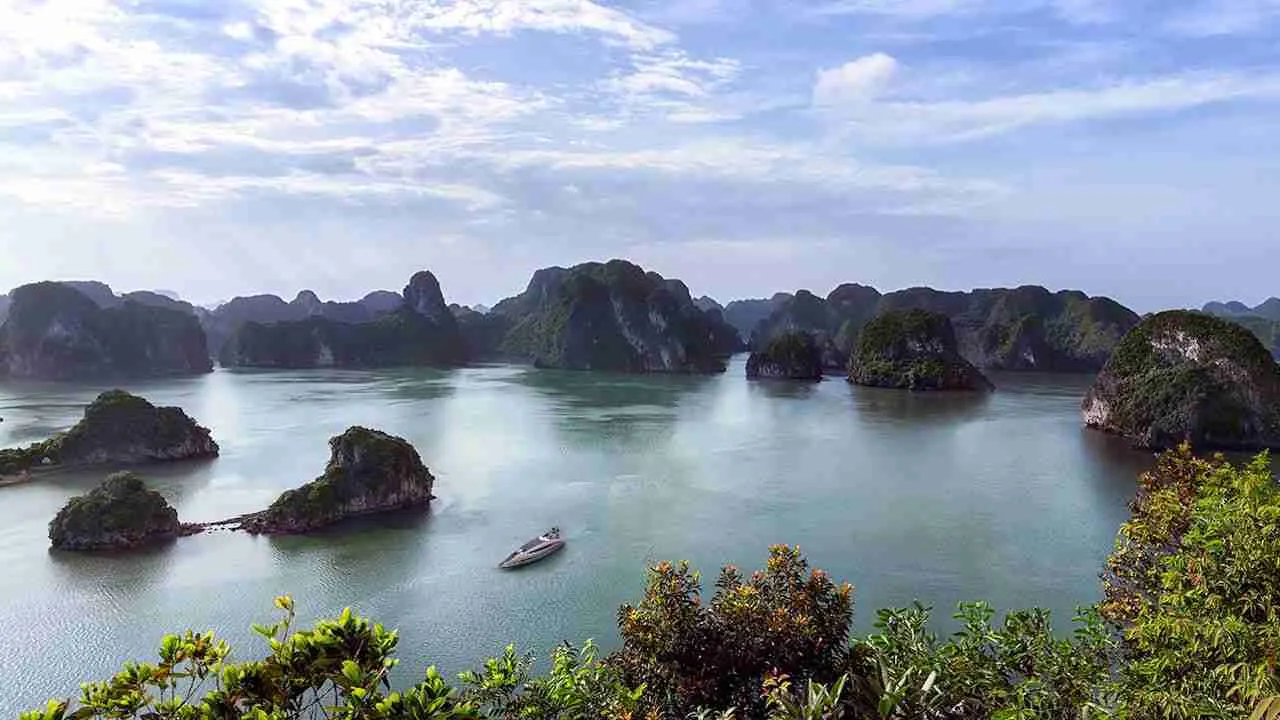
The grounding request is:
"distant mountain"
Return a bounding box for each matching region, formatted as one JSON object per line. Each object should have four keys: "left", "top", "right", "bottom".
{"left": 0, "top": 282, "right": 212, "bottom": 380}
{"left": 746, "top": 284, "right": 1139, "bottom": 372}
{"left": 202, "top": 289, "right": 404, "bottom": 357}
{"left": 1202, "top": 297, "right": 1280, "bottom": 359}
{"left": 122, "top": 290, "right": 197, "bottom": 316}
{"left": 722, "top": 294, "right": 792, "bottom": 341}
{"left": 1203, "top": 298, "right": 1280, "bottom": 321}
{"left": 483, "top": 259, "right": 739, "bottom": 373}
{"left": 219, "top": 272, "right": 461, "bottom": 369}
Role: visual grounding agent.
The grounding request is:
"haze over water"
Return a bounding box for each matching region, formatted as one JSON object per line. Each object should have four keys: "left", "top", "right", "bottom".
{"left": 0, "top": 359, "right": 1150, "bottom": 713}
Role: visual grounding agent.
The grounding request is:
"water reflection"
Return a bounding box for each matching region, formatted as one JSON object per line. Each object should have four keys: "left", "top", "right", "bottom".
{"left": 846, "top": 384, "right": 993, "bottom": 426}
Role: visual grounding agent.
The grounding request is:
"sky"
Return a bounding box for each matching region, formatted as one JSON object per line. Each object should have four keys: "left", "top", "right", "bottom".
{"left": 1, "top": 0, "right": 1279, "bottom": 311}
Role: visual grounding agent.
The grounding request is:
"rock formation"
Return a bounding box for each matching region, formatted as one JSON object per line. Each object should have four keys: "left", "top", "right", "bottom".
{"left": 489, "top": 260, "right": 739, "bottom": 373}
{"left": 0, "top": 282, "right": 212, "bottom": 380}
{"left": 739, "top": 284, "right": 1137, "bottom": 373}
{"left": 1082, "top": 310, "right": 1280, "bottom": 450}
{"left": 849, "top": 309, "right": 994, "bottom": 391}
{"left": 0, "top": 390, "right": 218, "bottom": 479}
{"left": 746, "top": 331, "right": 824, "bottom": 380}
{"left": 239, "top": 427, "right": 435, "bottom": 534}
{"left": 201, "top": 289, "right": 406, "bottom": 357}
{"left": 219, "top": 272, "right": 463, "bottom": 369}
{"left": 48, "top": 472, "right": 183, "bottom": 550}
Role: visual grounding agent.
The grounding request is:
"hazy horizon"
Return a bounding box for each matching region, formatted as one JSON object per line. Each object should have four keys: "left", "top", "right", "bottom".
{"left": 2, "top": 0, "right": 1278, "bottom": 312}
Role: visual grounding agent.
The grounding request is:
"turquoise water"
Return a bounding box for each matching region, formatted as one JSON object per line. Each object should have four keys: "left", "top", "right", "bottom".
{"left": 0, "top": 359, "right": 1150, "bottom": 713}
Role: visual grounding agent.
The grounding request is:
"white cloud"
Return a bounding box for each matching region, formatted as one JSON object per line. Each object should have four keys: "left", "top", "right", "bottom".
{"left": 823, "top": 71, "right": 1280, "bottom": 142}
{"left": 407, "top": 0, "right": 676, "bottom": 49}
{"left": 1163, "top": 0, "right": 1280, "bottom": 36}
{"left": 813, "top": 54, "right": 899, "bottom": 107}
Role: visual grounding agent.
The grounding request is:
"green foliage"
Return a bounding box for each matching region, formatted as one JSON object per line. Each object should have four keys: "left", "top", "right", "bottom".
{"left": 1104, "top": 446, "right": 1280, "bottom": 718}
{"left": 850, "top": 310, "right": 992, "bottom": 391}
{"left": 49, "top": 472, "right": 181, "bottom": 550}
{"left": 746, "top": 331, "right": 824, "bottom": 379}
{"left": 458, "top": 642, "right": 643, "bottom": 720}
{"left": 852, "top": 602, "right": 1113, "bottom": 719}
{"left": 23, "top": 596, "right": 482, "bottom": 720}
{"left": 223, "top": 308, "right": 466, "bottom": 370}
{"left": 612, "top": 545, "right": 854, "bottom": 717}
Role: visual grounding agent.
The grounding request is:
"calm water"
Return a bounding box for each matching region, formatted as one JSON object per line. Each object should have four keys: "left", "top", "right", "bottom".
{"left": 0, "top": 359, "right": 1151, "bottom": 713}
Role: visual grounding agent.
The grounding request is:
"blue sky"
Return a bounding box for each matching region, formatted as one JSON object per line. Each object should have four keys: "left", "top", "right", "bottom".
{"left": 1, "top": 0, "right": 1278, "bottom": 310}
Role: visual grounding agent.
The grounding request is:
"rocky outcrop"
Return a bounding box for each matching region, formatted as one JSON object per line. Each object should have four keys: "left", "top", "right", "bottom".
{"left": 1082, "top": 311, "right": 1280, "bottom": 450}
{"left": 849, "top": 309, "right": 994, "bottom": 391}
{"left": 0, "top": 390, "right": 219, "bottom": 480}
{"left": 451, "top": 304, "right": 511, "bottom": 361}
{"left": 694, "top": 296, "right": 723, "bottom": 313}
{"left": 121, "top": 291, "right": 197, "bottom": 316}
{"left": 239, "top": 427, "right": 434, "bottom": 534}
{"left": 750, "top": 289, "right": 865, "bottom": 370}
{"left": 490, "top": 260, "right": 739, "bottom": 373}
{"left": 0, "top": 293, "right": 10, "bottom": 325}
{"left": 746, "top": 331, "right": 824, "bottom": 380}
{"left": 219, "top": 272, "right": 463, "bottom": 369}
{"left": 48, "top": 473, "right": 183, "bottom": 550}
{"left": 0, "top": 282, "right": 212, "bottom": 380}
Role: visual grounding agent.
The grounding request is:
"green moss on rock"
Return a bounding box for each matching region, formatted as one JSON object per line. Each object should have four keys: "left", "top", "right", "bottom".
{"left": 48, "top": 472, "right": 181, "bottom": 550}
{"left": 745, "top": 331, "right": 824, "bottom": 380}
{"left": 849, "top": 309, "right": 994, "bottom": 391}
{"left": 1083, "top": 310, "right": 1280, "bottom": 450}
{"left": 0, "top": 390, "right": 218, "bottom": 479}
{"left": 241, "top": 427, "right": 434, "bottom": 535}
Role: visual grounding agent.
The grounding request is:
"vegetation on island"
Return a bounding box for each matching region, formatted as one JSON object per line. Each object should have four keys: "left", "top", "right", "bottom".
{"left": 0, "top": 390, "right": 218, "bottom": 479}
{"left": 745, "top": 331, "right": 825, "bottom": 380}
{"left": 1083, "top": 310, "right": 1280, "bottom": 449}
{"left": 849, "top": 309, "right": 994, "bottom": 391}
{"left": 48, "top": 472, "right": 183, "bottom": 550}
{"left": 27, "top": 446, "right": 1280, "bottom": 719}
{"left": 489, "top": 260, "right": 739, "bottom": 373}
{"left": 239, "top": 427, "right": 435, "bottom": 535}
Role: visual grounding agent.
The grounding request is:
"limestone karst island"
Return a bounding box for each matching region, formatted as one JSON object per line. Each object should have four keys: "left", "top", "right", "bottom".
{"left": 3, "top": 1, "right": 1280, "bottom": 717}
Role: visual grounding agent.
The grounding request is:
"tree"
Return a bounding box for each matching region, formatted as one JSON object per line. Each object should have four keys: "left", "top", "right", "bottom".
{"left": 612, "top": 545, "right": 854, "bottom": 717}
{"left": 1104, "top": 445, "right": 1280, "bottom": 718}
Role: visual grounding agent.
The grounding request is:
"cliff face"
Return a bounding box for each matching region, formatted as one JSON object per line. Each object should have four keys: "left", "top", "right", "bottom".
{"left": 490, "top": 260, "right": 738, "bottom": 373}
{"left": 240, "top": 427, "right": 435, "bottom": 534}
{"left": 723, "top": 294, "right": 793, "bottom": 342}
{"left": 0, "top": 390, "right": 219, "bottom": 480}
{"left": 746, "top": 332, "right": 824, "bottom": 380}
{"left": 48, "top": 473, "right": 182, "bottom": 550}
{"left": 849, "top": 309, "right": 994, "bottom": 391}
{"left": 0, "top": 283, "right": 212, "bottom": 380}
{"left": 219, "top": 272, "right": 462, "bottom": 369}
{"left": 1082, "top": 311, "right": 1280, "bottom": 450}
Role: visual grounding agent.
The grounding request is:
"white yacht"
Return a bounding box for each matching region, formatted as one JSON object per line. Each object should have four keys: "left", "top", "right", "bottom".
{"left": 499, "top": 528, "right": 565, "bottom": 569}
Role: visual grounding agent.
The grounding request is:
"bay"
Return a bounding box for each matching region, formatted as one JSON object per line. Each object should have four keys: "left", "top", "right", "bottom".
{"left": 0, "top": 358, "right": 1149, "bottom": 713}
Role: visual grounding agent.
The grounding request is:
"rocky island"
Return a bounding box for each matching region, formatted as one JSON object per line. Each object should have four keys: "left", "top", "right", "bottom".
{"left": 219, "top": 272, "right": 465, "bottom": 369}
{"left": 48, "top": 473, "right": 185, "bottom": 550}
{"left": 0, "top": 390, "right": 218, "bottom": 481}
{"left": 1082, "top": 310, "right": 1280, "bottom": 450}
{"left": 849, "top": 309, "right": 994, "bottom": 391}
{"left": 745, "top": 331, "right": 824, "bottom": 380}
{"left": 742, "top": 284, "right": 1138, "bottom": 374}
{"left": 0, "top": 282, "right": 212, "bottom": 380}
{"left": 486, "top": 260, "right": 740, "bottom": 373}
{"left": 239, "top": 427, "right": 435, "bottom": 534}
